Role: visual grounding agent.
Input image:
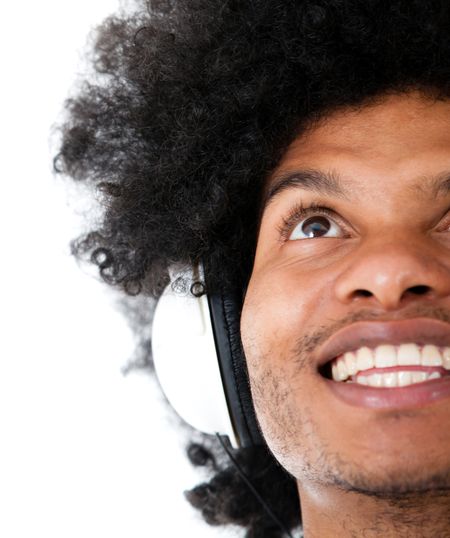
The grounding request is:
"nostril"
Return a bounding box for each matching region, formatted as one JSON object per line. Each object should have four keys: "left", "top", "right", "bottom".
{"left": 408, "top": 285, "right": 431, "bottom": 296}
{"left": 354, "top": 289, "right": 372, "bottom": 298}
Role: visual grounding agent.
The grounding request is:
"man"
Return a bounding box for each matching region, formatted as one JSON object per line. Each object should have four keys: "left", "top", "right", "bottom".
{"left": 58, "top": 0, "right": 450, "bottom": 535}
{"left": 241, "top": 92, "right": 450, "bottom": 536}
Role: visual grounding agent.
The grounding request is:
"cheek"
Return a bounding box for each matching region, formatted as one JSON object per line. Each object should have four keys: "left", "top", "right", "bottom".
{"left": 241, "top": 267, "right": 330, "bottom": 365}
{"left": 240, "top": 264, "right": 344, "bottom": 471}
{"left": 241, "top": 279, "right": 297, "bottom": 372}
{"left": 241, "top": 273, "right": 317, "bottom": 440}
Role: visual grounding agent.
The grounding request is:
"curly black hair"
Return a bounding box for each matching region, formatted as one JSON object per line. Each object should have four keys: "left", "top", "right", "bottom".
{"left": 57, "top": 0, "right": 450, "bottom": 536}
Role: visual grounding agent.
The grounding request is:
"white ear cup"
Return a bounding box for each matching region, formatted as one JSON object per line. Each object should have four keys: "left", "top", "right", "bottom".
{"left": 151, "top": 268, "right": 238, "bottom": 447}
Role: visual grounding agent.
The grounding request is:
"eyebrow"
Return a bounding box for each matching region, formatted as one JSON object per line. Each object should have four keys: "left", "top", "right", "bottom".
{"left": 410, "top": 171, "right": 450, "bottom": 199}
{"left": 261, "top": 168, "right": 450, "bottom": 211}
{"left": 262, "top": 168, "right": 350, "bottom": 210}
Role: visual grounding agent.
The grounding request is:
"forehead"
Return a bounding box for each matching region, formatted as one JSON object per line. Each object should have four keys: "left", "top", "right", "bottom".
{"left": 278, "top": 92, "right": 450, "bottom": 164}
{"left": 263, "top": 92, "right": 450, "bottom": 205}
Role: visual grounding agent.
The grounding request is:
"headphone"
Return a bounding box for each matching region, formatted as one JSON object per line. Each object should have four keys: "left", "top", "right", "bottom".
{"left": 152, "top": 265, "right": 296, "bottom": 538}
{"left": 151, "top": 264, "right": 264, "bottom": 448}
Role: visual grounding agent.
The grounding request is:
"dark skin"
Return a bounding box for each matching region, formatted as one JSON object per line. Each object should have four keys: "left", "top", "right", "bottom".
{"left": 241, "top": 92, "right": 450, "bottom": 537}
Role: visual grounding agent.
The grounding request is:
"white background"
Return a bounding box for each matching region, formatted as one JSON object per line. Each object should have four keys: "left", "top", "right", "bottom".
{"left": 0, "top": 2, "right": 239, "bottom": 536}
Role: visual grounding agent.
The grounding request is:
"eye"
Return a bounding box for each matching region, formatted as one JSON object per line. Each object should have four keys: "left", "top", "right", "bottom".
{"left": 277, "top": 202, "right": 349, "bottom": 241}
{"left": 436, "top": 207, "right": 450, "bottom": 232}
{"left": 290, "top": 215, "right": 343, "bottom": 240}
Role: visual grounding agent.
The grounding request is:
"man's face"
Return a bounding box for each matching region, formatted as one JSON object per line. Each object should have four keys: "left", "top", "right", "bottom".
{"left": 241, "top": 92, "right": 450, "bottom": 496}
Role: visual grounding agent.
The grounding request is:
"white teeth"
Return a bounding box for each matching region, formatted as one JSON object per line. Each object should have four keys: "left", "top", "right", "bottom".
{"left": 383, "top": 372, "right": 397, "bottom": 387}
{"left": 374, "top": 345, "right": 397, "bottom": 368}
{"left": 336, "top": 359, "right": 348, "bottom": 381}
{"left": 330, "top": 343, "right": 450, "bottom": 384}
{"left": 411, "top": 371, "right": 427, "bottom": 383}
{"left": 397, "top": 343, "right": 421, "bottom": 365}
{"left": 397, "top": 371, "right": 412, "bottom": 387}
{"left": 421, "top": 344, "right": 442, "bottom": 366}
{"left": 354, "top": 370, "right": 442, "bottom": 387}
{"left": 367, "top": 373, "right": 382, "bottom": 387}
{"left": 356, "top": 347, "right": 373, "bottom": 371}
{"left": 332, "top": 361, "right": 338, "bottom": 381}
{"left": 344, "top": 351, "right": 358, "bottom": 376}
{"left": 444, "top": 348, "right": 450, "bottom": 370}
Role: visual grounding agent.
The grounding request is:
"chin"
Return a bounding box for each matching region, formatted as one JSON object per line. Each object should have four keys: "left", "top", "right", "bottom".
{"left": 325, "top": 454, "right": 450, "bottom": 498}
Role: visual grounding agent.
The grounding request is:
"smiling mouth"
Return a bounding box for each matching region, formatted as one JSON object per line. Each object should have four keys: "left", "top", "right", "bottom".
{"left": 319, "top": 343, "right": 450, "bottom": 388}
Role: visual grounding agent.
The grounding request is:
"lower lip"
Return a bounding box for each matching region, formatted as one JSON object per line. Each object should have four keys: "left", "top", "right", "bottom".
{"left": 325, "top": 375, "right": 450, "bottom": 409}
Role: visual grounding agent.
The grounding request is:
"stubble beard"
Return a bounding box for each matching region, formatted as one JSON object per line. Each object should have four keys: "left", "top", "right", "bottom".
{"left": 251, "top": 305, "right": 450, "bottom": 504}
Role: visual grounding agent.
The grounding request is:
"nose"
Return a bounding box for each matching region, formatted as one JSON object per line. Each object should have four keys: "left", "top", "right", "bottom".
{"left": 334, "top": 237, "right": 450, "bottom": 311}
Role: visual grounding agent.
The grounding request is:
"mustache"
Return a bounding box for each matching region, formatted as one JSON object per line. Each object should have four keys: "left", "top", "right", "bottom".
{"left": 293, "top": 304, "right": 450, "bottom": 369}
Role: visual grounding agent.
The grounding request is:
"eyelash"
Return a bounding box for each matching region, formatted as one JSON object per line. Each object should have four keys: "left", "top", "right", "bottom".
{"left": 277, "top": 202, "right": 347, "bottom": 241}
{"left": 276, "top": 203, "right": 450, "bottom": 242}
{"left": 438, "top": 208, "right": 450, "bottom": 231}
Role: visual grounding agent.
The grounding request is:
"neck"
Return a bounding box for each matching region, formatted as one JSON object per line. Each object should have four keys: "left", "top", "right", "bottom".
{"left": 297, "top": 482, "right": 450, "bottom": 538}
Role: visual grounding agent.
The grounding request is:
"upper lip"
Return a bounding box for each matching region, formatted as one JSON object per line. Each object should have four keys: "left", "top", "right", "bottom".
{"left": 317, "top": 317, "right": 450, "bottom": 368}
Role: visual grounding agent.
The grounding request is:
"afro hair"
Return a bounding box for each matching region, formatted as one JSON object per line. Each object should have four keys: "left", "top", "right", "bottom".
{"left": 57, "top": 1, "right": 450, "bottom": 536}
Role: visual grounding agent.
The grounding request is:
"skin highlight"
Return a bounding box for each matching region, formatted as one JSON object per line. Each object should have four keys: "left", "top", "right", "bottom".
{"left": 241, "top": 92, "right": 450, "bottom": 537}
